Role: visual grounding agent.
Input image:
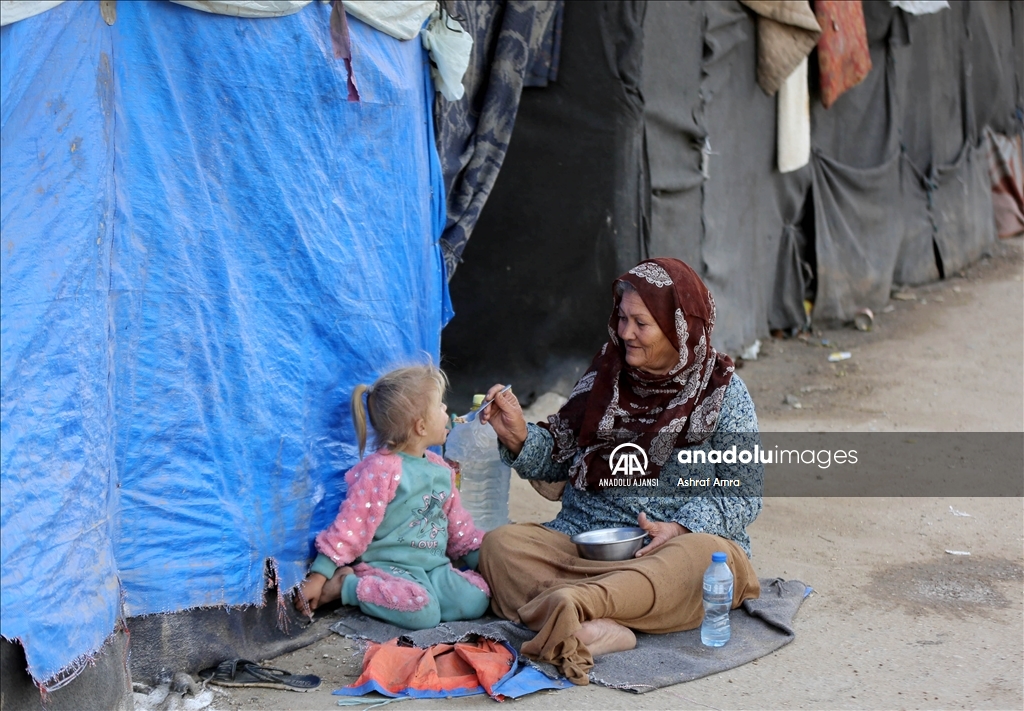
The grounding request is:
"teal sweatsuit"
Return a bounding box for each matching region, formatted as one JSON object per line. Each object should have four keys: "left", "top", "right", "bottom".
{"left": 310, "top": 450, "right": 490, "bottom": 629}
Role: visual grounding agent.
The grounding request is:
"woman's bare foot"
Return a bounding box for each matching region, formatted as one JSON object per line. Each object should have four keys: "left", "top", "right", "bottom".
{"left": 576, "top": 619, "right": 637, "bottom": 657}
{"left": 320, "top": 566, "right": 353, "bottom": 604}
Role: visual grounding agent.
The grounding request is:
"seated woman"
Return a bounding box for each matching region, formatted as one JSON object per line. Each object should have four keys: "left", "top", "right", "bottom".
{"left": 478, "top": 258, "right": 763, "bottom": 685}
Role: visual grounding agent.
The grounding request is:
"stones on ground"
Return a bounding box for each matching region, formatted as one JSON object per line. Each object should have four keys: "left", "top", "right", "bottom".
{"left": 872, "top": 555, "right": 1024, "bottom": 616}
{"left": 740, "top": 339, "right": 761, "bottom": 360}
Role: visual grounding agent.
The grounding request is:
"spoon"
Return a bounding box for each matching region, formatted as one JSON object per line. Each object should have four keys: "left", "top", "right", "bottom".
{"left": 461, "top": 384, "right": 511, "bottom": 422}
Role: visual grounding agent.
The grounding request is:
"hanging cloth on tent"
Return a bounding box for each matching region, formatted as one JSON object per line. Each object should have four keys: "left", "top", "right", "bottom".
{"left": 739, "top": 1, "right": 821, "bottom": 96}
{"left": 777, "top": 56, "right": 810, "bottom": 173}
{"left": 431, "top": 1, "right": 562, "bottom": 274}
{"left": 330, "top": 0, "right": 360, "bottom": 101}
{"left": 344, "top": 0, "right": 435, "bottom": 40}
{"left": 814, "top": 0, "right": 872, "bottom": 109}
{"left": 888, "top": 1, "right": 949, "bottom": 15}
{"left": 987, "top": 129, "right": 1024, "bottom": 238}
{"left": 421, "top": 9, "right": 474, "bottom": 101}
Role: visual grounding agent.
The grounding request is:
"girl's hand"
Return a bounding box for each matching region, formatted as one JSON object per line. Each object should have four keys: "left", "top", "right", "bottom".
{"left": 295, "top": 572, "right": 327, "bottom": 616}
{"left": 479, "top": 384, "right": 528, "bottom": 456}
{"left": 635, "top": 512, "right": 689, "bottom": 557}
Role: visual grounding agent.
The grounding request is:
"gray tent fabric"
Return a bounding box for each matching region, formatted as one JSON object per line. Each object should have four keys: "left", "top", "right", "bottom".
{"left": 125, "top": 588, "right": 338, "bottom": 685}
{"left": 1, "top": 633, "right": 131, "bottom": 711}
{"left": 443, "top": 0, "right": 1019, "bottom": 375}
{"left": 811, "top": 44, "right": 899, "bottom": 169}
{"left": 331, "top": 578, "right": 809, "bottom": 693}
{"left": 769, "top": 223, "right": 813, "bottom": 331}
{"left": 434, "top": 1, "right": 561, "bottom": 275}
{"left": 894, "top": 156, "right": 942, "bottom": 286}
{"left": 931, "top": 138, "right": 999, "bottom": 273}
{"left": 977, "top": 2, "right": 1023, "bottom": 137}
{"left": 333, "top": 616, "right": 538, "bottom": 652}
{"left": 642, "top": 0, "right": 703, "bottom": 270}
{"left": 806, "top": 6, "right": 906, "bottom": 322}
{"left": 811, "top": 151, "right": 904, "bottom": 321}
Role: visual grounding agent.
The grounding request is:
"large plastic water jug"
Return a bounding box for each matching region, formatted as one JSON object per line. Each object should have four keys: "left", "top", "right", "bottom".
{"left": 444, "top": 395, "right": 510, "bottom": 531}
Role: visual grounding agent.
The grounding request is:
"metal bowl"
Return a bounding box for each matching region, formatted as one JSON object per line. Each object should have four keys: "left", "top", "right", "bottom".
{"left": 571, "top": 527, "right": 647, "bottom": 561}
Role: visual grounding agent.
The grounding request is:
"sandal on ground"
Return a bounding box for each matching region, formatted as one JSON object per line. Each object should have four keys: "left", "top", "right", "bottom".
{"left": 199, "top": 659, "right": 321, "bottom": 692}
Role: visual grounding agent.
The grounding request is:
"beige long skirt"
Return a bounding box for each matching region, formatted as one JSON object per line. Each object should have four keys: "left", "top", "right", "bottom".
{"left": 478, "top": 523, "right": 760, "bottom": 684}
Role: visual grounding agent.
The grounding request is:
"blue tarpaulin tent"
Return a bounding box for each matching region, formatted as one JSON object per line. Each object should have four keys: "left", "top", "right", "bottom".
{"left": 1, "top": 0, "right": 450, "bottom": 686}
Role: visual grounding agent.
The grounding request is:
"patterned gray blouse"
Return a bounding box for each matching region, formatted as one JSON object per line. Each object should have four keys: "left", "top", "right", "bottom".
{"left": 499, "top": 375, "right": 763, "bottom": 556}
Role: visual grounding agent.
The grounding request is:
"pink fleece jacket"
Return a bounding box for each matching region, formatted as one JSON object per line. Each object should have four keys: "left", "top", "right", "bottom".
{"left": 315, "top": 449, "right": 486, "bottom": 567}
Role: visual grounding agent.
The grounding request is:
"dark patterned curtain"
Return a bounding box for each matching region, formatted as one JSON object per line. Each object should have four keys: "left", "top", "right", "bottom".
{"left": 434, "top": 1, "right": 563, "bottom": 276}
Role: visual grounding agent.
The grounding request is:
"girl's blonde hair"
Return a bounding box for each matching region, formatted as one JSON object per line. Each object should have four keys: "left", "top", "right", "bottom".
{"left": 351, "top": 365, "right": 448, "bottom": 458}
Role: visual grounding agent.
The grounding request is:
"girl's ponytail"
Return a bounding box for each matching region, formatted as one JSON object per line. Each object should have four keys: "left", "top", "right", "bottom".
{"left": 351, "top": 384, "right": 370, "bottom": 458}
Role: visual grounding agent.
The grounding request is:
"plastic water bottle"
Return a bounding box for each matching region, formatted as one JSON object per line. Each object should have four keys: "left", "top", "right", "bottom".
{"left": 444, "top": 395, "right": 510, "bottom": 531}
{"left": 701, "top": 552, "right": 733, "bottom": 647}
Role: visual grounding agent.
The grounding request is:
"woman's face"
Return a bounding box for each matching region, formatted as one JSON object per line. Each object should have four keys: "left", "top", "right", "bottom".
{"left": 617, "top": 290, "right": 679, "bottom": 375}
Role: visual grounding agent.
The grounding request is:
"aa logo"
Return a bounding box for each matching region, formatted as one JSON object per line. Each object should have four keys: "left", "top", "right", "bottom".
{"left": 609, "top": 442, "right": 648, "bottom": 477}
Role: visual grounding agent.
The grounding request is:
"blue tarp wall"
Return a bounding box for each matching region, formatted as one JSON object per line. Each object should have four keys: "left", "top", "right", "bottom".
{"left": 1, "top": 0, "right": 450, "bottom": 685}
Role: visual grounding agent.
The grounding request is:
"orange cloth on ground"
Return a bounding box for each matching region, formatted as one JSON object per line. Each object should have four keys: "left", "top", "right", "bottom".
{"left": 345, "top": 638, "right": 515, "bottom": 697}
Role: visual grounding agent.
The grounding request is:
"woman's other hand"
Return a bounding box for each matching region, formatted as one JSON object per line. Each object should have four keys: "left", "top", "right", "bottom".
{"left": 479, "top": 383, "right": 528, "bottom": 456}
{"left": 635, "top": 512, "right": 689, "bottom": 557}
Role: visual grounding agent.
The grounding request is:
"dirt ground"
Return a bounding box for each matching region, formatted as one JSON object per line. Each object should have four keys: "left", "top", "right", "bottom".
{"left": 203, "top": 237, "right": 1023, "bottom": 711}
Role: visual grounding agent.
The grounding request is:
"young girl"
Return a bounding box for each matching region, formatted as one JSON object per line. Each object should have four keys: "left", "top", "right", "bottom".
{"left": 295, "top": 365, "right": 490, "bottom": 630}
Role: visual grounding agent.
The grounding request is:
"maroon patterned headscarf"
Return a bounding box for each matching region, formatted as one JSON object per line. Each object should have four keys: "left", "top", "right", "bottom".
{"left": 540, "top": 258, "right": 735, "bottom": 490}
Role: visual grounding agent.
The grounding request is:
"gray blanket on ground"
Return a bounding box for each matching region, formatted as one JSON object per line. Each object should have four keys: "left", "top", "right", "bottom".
{"left": 330, "top": 578, "right": 809, "bottom": 693}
